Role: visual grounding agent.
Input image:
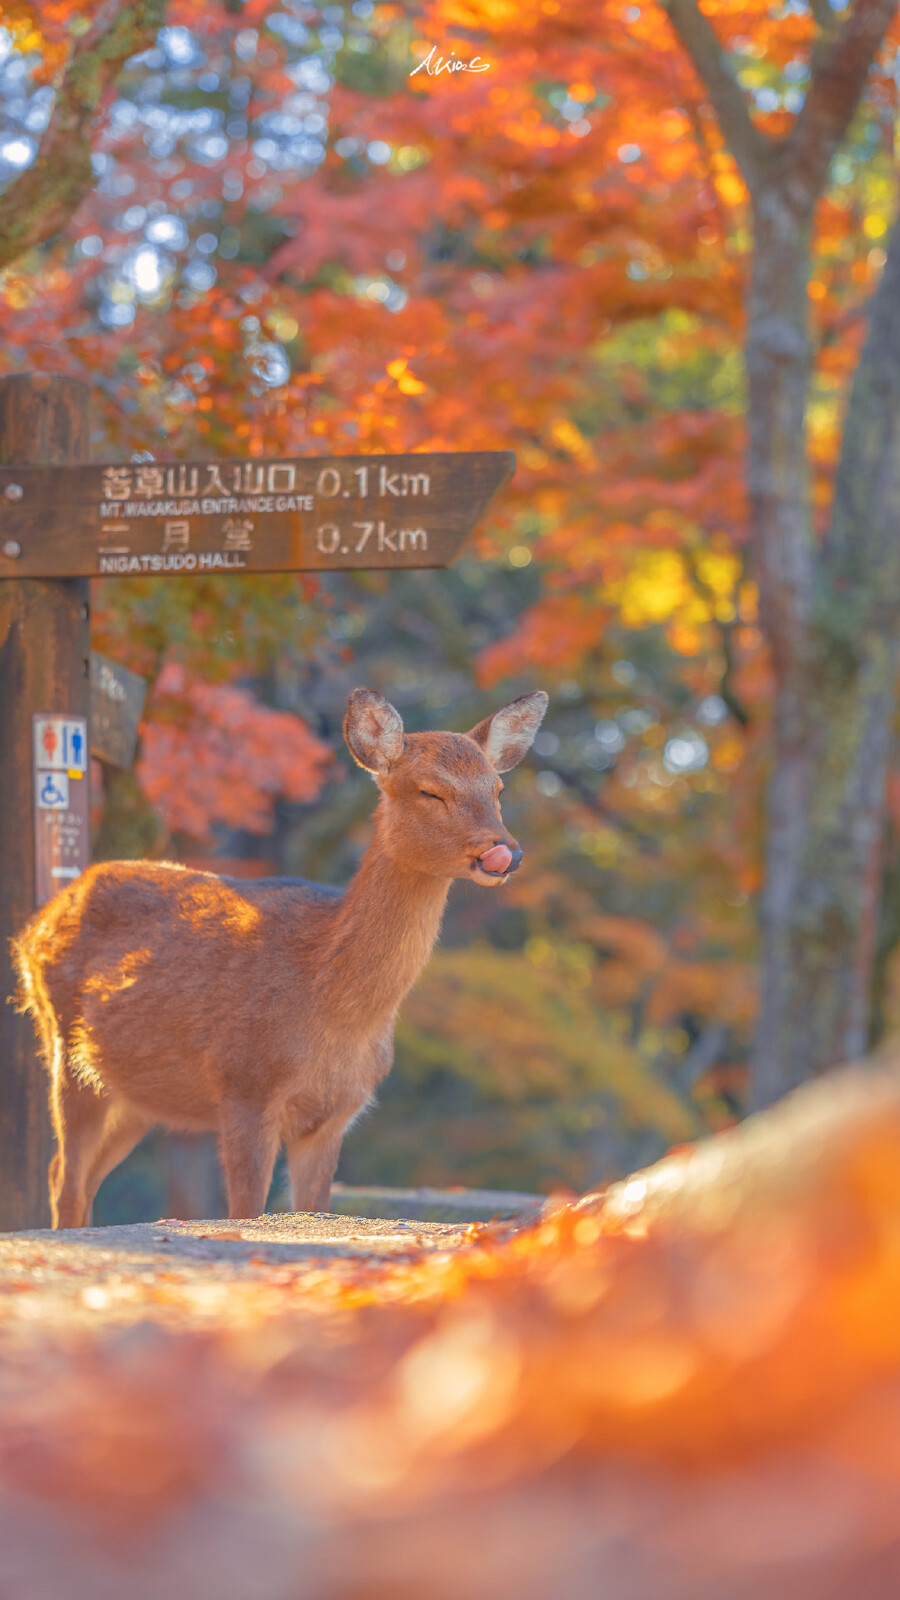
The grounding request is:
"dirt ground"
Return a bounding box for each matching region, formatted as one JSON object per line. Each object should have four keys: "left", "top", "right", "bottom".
{"left": 0, "top": 1207, "right": 486, "bottom": 1341}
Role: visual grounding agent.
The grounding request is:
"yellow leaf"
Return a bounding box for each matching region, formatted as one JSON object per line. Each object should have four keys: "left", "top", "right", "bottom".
{"left": 716, "top": 172, "right": 747, "bottom": 207}
{"left": 548, "top": 417, "right": 594, "bottom": 463}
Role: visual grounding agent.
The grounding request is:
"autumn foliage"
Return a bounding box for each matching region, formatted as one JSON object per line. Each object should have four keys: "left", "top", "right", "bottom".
{"left": 4, "top": 1064, "right": 900, "bottom": 1593}
{"left": 138, "top": 660, "right": 332, "bottom": 837}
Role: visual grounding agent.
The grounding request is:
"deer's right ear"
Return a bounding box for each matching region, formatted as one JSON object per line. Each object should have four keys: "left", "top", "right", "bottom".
{"left": 344, "top": 688, "right": 406, "bottom": 775}
{"left": 468, "top": 690, "right": 548, "bottom": 772}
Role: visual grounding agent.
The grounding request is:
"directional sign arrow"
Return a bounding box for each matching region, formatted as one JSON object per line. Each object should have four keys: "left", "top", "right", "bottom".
{"left": 0, "top": 450, "right": 514, "bottom": 579}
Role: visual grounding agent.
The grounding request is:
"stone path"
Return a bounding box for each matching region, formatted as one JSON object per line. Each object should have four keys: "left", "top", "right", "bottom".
{"left": 0, "top": 1190, "right": 543, "bottom": 1339}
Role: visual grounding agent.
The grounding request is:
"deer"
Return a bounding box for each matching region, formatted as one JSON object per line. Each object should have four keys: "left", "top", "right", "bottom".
{"left": 12, "top": 686, "right": 548, "bottom": 1229}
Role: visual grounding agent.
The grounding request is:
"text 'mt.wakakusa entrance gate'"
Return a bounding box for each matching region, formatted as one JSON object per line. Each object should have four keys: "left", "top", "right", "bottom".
{"left": 0, "top": 372, "right": 513, "bottom": 1231}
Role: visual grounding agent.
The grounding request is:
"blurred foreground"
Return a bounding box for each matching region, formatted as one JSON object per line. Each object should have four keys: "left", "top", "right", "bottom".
{"left": 4, "top": 1063, "right": 900, "bottom": 1596}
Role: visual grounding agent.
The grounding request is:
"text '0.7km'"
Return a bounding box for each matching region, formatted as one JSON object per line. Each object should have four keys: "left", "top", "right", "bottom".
{"left": 0, "top": 450, "right": 514, "bottom": 579}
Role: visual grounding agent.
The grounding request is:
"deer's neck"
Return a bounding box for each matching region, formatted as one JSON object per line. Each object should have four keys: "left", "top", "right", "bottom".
{"left": 318, "top": 811, "right": 450, "bottom": 1030}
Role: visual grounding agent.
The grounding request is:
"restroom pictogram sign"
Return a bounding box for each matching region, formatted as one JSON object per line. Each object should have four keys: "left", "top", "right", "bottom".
{"left": 32, "top": 715, "right": 89, "bottom": 907}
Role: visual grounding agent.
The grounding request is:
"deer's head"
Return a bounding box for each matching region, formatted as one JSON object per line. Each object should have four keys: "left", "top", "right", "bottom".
{"left": 344, "top": 688, "right": 548, "bottom": 887}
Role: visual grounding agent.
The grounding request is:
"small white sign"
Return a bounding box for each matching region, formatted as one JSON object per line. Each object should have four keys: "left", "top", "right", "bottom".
{"left": 33, "top": 716, "right": 87, "bottom": 773}
{"left": 35, "top": 770, "right": 69, "bottom": 810}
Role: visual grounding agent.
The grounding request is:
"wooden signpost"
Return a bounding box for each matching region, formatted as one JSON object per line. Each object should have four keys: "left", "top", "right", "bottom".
{"left": 0, "top": 372, "right": 514, "bottom": 1231}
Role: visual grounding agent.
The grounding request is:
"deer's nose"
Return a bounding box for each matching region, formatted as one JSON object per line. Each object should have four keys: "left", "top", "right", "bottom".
{"left": 508, "top": 847, "right": 523, "bottom": 873}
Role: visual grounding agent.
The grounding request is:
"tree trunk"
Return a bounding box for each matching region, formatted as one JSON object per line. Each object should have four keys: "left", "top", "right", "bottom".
{"left": 661, "top": 0, "right": 900, "bottom": 1106}
{"left": 752, "top": 633, "right": 899, "bottom": 1103}
{"left": 751, "top": 214, "right": 900, "bottom": 1105}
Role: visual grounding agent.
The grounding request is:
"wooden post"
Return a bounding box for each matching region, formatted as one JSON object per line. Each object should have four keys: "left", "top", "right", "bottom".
{"left": 0, "top": 375, "right": 90, "bottom": 1231}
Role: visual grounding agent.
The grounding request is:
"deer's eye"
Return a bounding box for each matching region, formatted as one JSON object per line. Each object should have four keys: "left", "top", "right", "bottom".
{"left": 420, "top": 790, "right": 446, "bottom": 804}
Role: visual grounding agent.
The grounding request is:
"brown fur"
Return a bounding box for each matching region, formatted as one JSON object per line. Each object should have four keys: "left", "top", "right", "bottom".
{"left": 11, "top": 689, "right": 547, "bottom": 1227}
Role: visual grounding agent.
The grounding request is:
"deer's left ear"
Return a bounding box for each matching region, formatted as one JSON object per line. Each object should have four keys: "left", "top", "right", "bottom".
{"left": 344, "top": 688, "right": 406, "bottom": 775}
{"left": 467, "top": 691, "right": 548, "bottom": 772}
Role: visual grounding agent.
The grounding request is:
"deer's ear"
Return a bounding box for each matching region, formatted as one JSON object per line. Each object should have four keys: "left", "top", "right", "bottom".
{"left": 344, "top": 688, "right": 406, "bottom": 775}
{"left": 468, "top": 690, "right": 548, "bottom": 772}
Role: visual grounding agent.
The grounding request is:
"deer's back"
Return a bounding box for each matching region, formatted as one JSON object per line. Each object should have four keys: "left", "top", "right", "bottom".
{"left": 13, "top": 860, "right": 350, "bottom": 1126}
{"left": 18, "top": 860, "right": 340, "bottom": 978}
{"left": 17, "top": 858, "right": 338, "bottom": 1028}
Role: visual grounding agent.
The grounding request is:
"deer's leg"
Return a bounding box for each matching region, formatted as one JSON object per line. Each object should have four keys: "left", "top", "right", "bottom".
{"left": 218, "top": 1100, "right": 281, "bottom": 1220}
{"left": 286, "top": 1116, "right": 347, "bottom": 1214}
{"left": 81, "top": 1103, "right": 152, "bottom": 1224}
{"left": 49, "top": 1069, "right": 110, "bottom": 1230}
{"left": 48, "top": 1149, "right": 63, "bottom": 1220}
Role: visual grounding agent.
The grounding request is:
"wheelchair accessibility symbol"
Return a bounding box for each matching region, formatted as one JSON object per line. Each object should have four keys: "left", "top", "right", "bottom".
{"left": 35, "top": 770, "right": 69, "bottom": 810}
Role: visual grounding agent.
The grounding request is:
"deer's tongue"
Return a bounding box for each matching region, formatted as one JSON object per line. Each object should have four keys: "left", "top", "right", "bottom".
{"left": 479, "top": 844, "right": 512, "bottom": 875}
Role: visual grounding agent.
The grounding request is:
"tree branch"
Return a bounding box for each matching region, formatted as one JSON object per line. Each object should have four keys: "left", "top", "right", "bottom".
{"left": 783, "top": 0, "right": 897, "bottom": 202}
{"left": 661, "top": 0, "right": 765, "bottom": 189}
{"left": 683, "top": 551, "right": 752, "bottom": 726}
{"left": 541, "top": 761, "right": 663, "bottom": 854}
{"left": 664, "top": 0, "right": 896, "bottom": 209}
{"left": 0, "top": 0, "right": 165, "bottom": 271}
{"left": 824, "top": 209, "right": 900, "bottom": 587}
